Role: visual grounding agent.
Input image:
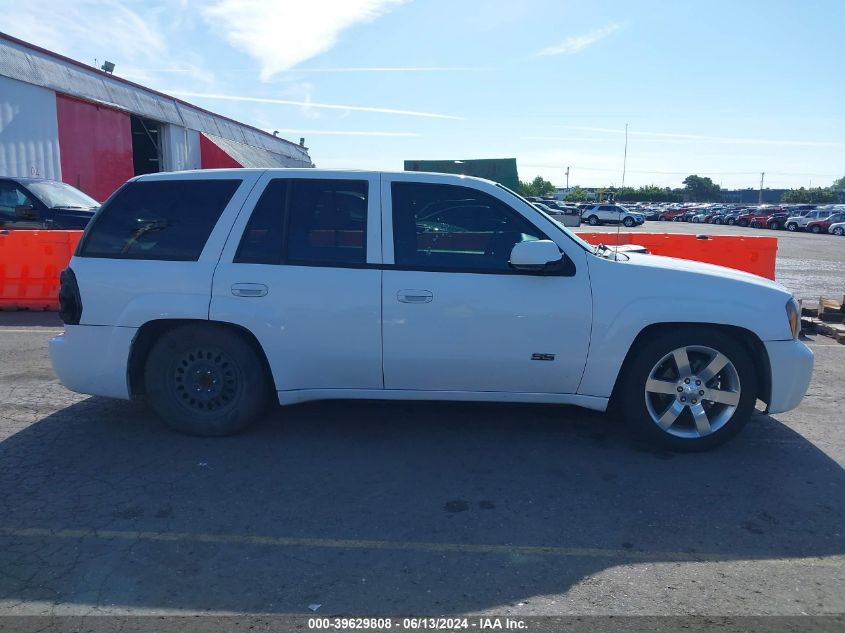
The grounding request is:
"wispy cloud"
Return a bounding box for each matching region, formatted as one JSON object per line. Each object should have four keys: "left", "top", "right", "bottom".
{"left": 201, "top": 0, "right": 409, "bottom": 81}
{"left": 288, "top": 66, "right": 496, "bottom": 73}
{"left": 168, "top": 91, "right": 463, "bottom": 120}
{"left": 537, "top": 24, "right": 621, "bottom": 56}
{"left": 558, "top": 126, "right": 845, "bottom": 147}
{"left": 265, "top": 129, "right": 421, "bottom": 137}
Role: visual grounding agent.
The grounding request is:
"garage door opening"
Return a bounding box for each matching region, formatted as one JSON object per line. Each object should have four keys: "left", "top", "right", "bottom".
{"left": 131, "top": 115, "right": 161, "bottom": 176}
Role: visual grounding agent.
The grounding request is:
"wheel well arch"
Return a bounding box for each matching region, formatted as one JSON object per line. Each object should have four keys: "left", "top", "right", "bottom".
{"left": 127, "top": 319, "right": 274, "bottom": 397}
{"left": 608, "top": 322, "right": 771, "bottom": 410}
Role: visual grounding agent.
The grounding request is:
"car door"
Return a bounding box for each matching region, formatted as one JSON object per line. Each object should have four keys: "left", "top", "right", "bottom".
{"left": 210, "top": 171, "right": 383, "bottom": 394}
{"left": 381, "top": 174, "right": 592, "bottom": 394}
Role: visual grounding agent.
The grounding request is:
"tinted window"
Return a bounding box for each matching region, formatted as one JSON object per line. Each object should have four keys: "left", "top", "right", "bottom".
{"left": 286, "top": 179, "right": 368, "bottom": 265}
{"left": 235, "top": 180, "right": 287, "bottom": 265}
{"left": 392, "top": 182, "right": 546, "bottom": 272}
{"left": 0, "top": 183, "right": 40, "bottom": 227}
{"left": 80, "top": 179, "right": 240, "bottom": 260}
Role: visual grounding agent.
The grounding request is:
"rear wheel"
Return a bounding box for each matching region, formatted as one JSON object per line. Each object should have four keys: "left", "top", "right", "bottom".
{"left": 737, "top": 219, "right": 748, "bottom": 227}
{"left": 769, "top": 220, "right": 780, "bottom": 230}
{"left": 144, "top": 324, "right": 272, "bottom": 436}
{"left": 588, "top": 215, "right": 600, "bottom": 226}
{"left": 619, "top": 327, "right": 757, "bottom": 451}
{"left": 810, "top": 225, "right": 822, "bottom": 234}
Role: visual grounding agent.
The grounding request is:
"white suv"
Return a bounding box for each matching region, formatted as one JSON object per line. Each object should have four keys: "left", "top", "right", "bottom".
{"left": 784, "top": 208, "right": 837, "bottom": 231}
{"left": 50, "top": 170, "right": 813, "bottom": 451}
{"left": 581, "top": 204, "right": 645, "bottom": 227}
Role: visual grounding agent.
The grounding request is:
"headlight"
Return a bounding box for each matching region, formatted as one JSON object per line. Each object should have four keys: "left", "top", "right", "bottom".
{"left": 786, "top": 298, "right": 800, "bottom": 339}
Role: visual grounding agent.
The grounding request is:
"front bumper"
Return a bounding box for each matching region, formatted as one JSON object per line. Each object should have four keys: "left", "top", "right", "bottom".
{"left": 49, "top": 325, "right": 136, "bottom": 399}
{"left": 764, "top": 339, "right": 814, "bottom": 414}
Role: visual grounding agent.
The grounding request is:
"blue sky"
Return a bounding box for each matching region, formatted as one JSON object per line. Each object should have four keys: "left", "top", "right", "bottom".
{"left": 3, "top": 0, "right": 843, "bottom": 189}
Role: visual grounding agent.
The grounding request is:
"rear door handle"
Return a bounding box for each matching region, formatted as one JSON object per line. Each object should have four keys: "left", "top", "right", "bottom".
{"left": 397, "top": 289, "right": 433, "bottom": 304}
{"left": 231, "top": 283, "right": 268, "bottom": 297}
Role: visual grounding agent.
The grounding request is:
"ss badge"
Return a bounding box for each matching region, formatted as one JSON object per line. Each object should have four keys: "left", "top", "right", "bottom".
{"left": 531, "top": 353, "right": 555, "bottom": 361}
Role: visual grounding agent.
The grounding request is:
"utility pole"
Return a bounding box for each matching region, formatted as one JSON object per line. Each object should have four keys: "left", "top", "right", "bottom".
{"left": 759, "top": 172, "right": 765, "bottom": 204}
{"left": 565, "top": 166, "right": 570, "bottom": 191}
{"left": 622, "top": 123, "right": 629, "bottom": 188}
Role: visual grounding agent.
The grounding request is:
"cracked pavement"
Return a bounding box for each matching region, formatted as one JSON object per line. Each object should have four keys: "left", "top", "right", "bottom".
{"left": 0, "top": 312, "right": 843, "bottom": 618}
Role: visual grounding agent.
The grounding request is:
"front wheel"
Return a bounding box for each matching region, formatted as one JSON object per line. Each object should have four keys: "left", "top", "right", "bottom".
{"left": 727, "top": 218, "right": 736, "bottom": 225}
{"left": 834, "top": 227, "right": 844, "bottom": 236}
{"left": 786, "top": 223, "right": 798, "bottom": 231}
{"left": 144, "top": 324, "right": 272, "bottom": 436}
{"left": 587, "top": 215, "right": 600, "bottom": 226}
{"left": 618, "top": 328, "right": 757, "bottom": 451}
{"left": 622, "top": 217, "right": 635, "bottom": 227}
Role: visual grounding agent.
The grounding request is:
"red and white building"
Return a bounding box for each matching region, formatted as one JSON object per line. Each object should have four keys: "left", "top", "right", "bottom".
{"left": 0, "top": 32, "right": 313, "bottom": 202}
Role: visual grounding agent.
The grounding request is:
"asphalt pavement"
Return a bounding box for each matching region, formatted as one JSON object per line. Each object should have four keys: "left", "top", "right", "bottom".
{"left": 0, "top": 311, "right": 842, "bottom": 618}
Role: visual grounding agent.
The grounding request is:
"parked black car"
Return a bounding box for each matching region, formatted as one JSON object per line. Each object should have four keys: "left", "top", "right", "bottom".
{"left": 0, "top": 177, "right": 99, "bottom": 229}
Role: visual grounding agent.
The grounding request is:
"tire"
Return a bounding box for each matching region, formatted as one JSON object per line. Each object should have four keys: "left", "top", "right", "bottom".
{"left": 713, "top": 218, "right": 722, "bottom": 225}
{"left": 623, "top": 217, "right": 635, "bottom": 227}
{"left": 769, "top": 221, "right": 780, "bottom": 230}
{"left": 810, "top": 225, "right": 821, "bottom": 234}
{"left": 737, "top": 220, "right": 748, "bottom": 227}
{"left": 727, "top": 218, "right": 736, "bottom": 225}
{"left": 144, "top": 323, "right": 272, "bottom": 436}
{"left": 786, "top": 223, "right": 797, "bottom": 231}
{"left": 834, "top": 227, "right": 844, "bottom": 236}
{"left": 618, "top": 327, "right": 758, "bottom": 452}
{"left": 659, "top": 217, "right": 668, "bottom": 222}
{"left": 587, "top": 215, "right": 600, "bottom": 226}
{"left": 691, "top": 217, "right": 699, "bottom": 223}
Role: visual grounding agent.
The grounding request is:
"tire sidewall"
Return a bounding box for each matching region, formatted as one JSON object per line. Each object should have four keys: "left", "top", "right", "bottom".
{"left": 144, "top": 324, "right": 270, "bottom": 436}
{"left": 619, "top": 328, "right": 758, "bottom": 451}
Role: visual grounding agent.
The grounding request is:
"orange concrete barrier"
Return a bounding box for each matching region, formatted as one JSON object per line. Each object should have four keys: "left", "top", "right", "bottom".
{"left": 575, "top": 232, "right": 777, "bottom": 280}
{"left": 0, "top": 230, "right": 84, "bottom": 310}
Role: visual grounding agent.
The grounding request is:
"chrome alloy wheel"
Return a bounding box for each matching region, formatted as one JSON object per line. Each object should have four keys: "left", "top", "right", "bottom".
{"left": 644, "top": 345, "right": 741, "bottom": 438}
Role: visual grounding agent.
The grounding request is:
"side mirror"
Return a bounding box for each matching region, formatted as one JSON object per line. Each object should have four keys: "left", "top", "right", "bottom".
{"left": 15, "top": 205, "right": 38, "bottom": 220}
{"left": 509, "top": 240, "right": 566, "bottom": 273}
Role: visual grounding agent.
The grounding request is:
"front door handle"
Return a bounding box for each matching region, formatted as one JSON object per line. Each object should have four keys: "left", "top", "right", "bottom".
{"left": 231, "top": 283, "right": 268, "bottom": 297}
{"left": 397, "top": 289, "right": 433, "bottom": 304}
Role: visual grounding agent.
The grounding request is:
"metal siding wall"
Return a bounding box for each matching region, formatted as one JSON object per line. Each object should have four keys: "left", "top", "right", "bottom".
{"left": 55, "top": 94, "right": 134, "bottom": 202}
{"left": 199, "top": 134, "right": 242, "bottom": 168}
{"left": 161, "top": 125, "right": 200, "bottom": 172}
{"left": 0, "top": 76, "right": 61, "bottom": 180}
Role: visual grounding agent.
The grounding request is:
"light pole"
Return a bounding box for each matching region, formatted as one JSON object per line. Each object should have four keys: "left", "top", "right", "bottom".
{"left": 622, "top": 123, "right": 629, "bottom": 188}
{"left": 565, "top": 166, "right": 570, "bottom": 191}
{"left": 759, "top": 172, "right": 765, "bottom": 204}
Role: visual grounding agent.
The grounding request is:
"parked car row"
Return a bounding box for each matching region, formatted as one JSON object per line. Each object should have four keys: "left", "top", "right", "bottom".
{"left": 610, "top": 201, "right": 845, "bottom": 236}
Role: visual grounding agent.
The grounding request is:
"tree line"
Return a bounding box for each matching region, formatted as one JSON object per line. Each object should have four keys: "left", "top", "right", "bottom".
{"left": 518, "top": 174, "right": 844, "bottom": 204}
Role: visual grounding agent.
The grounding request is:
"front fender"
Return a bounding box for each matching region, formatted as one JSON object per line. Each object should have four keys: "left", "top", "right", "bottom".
{"left": 578, "top": 254, "right": 793, "bottom": 398}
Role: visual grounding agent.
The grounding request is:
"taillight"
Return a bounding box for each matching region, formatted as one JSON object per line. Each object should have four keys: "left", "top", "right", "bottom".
{"left": 58, "top": 268, "right": 82, "bottom": 325}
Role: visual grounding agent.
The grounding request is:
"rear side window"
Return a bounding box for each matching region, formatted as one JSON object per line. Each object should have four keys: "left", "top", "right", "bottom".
{"left": 235, "top": 179, "right": 368, "bottom": 266}
{"left": 79, "top": 179, "right": 240, "bottom": 260}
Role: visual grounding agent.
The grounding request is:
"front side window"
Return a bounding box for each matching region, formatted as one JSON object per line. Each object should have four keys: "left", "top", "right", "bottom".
{"left": 0, "top": 183, "right": 38, "bottom": 224}
{"left": 79, "top": 179, "right": 240, "bottom": 260}
{"left": 392, "top": 182, "right": 546, "bottom": 272}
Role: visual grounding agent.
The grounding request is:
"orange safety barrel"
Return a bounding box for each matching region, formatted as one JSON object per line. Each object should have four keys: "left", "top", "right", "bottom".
{"left": 575, "top": 232, "right": 777, "bottom": 280}
{"left": 0, "top": 230, "right": 84, "bottom": 311}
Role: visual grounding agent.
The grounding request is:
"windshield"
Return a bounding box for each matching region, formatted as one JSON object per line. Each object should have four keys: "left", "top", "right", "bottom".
{"left": 25, "top": 180, "right": 99, "bottom": 209}
{"left": 495, "top": 183, "right": 593, "bottom": 252}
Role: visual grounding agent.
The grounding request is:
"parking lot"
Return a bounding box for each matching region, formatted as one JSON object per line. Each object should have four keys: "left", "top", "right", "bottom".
{"left": 575, "top": 221, "right": 845, "bottom": 301}
{"left": 1, "top": 220, "right": 843, "bottom": 618}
